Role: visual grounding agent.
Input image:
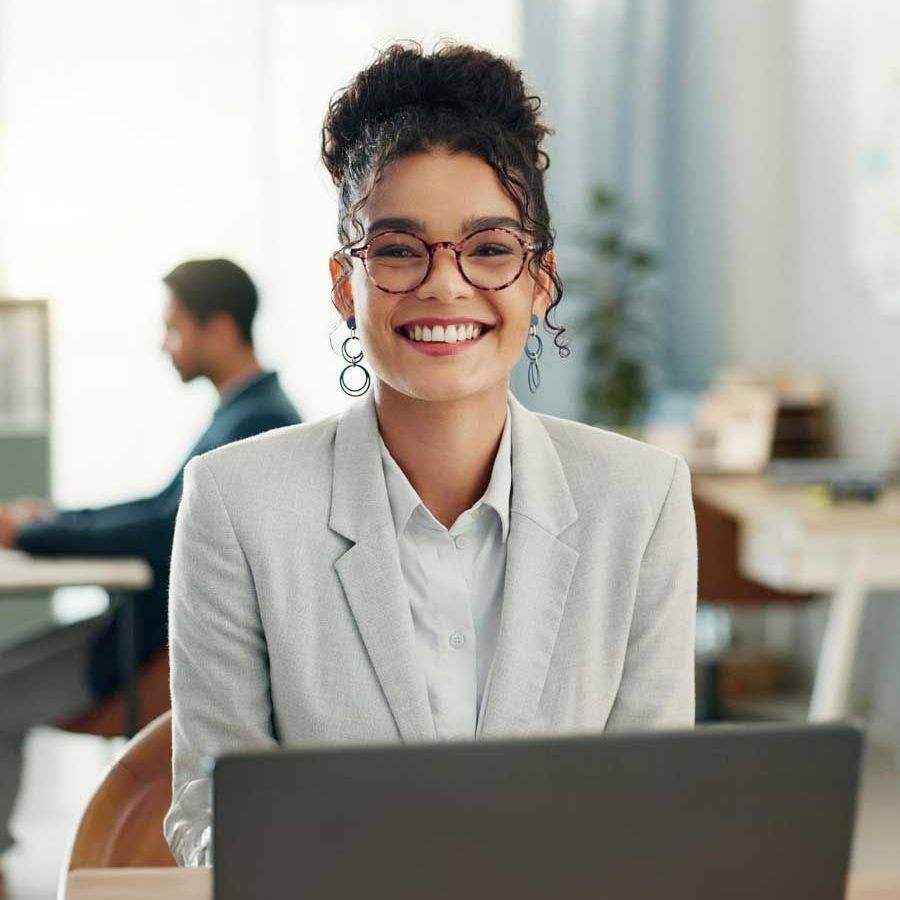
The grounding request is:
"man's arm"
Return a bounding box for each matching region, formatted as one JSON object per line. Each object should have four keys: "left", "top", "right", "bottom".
{"left": 12, "top": 411, "right": 292, "bottom": 557}
{"left": 15, "top": 497, "right": 179, "bottom": 558}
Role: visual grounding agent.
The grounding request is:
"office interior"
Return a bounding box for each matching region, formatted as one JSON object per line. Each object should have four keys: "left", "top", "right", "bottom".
{"left": 1, "top": 0, "right": 899, "bottom": 898}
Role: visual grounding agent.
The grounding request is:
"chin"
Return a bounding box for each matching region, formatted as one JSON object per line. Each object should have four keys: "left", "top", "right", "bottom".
{"left": 391, "top": 372, "right": 506, "bottom": 404}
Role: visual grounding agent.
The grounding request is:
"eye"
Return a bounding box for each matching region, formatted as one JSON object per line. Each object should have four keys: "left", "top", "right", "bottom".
{"left": 370, "top": 244, "right": 423, "bottom": 258}
{"left": 472, "top": 243, "right": 514, "bottom": 257}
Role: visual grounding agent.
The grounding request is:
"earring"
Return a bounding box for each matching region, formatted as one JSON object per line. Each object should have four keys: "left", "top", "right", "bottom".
{"left": 525, "top": 313, "right": 543, "bottom": 393}
{"left": 339, "top": 317, "right": 371, "bottom": 397}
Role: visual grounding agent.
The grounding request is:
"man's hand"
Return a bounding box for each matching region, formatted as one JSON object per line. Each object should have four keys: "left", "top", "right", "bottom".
{"left": 0, "top": 507, "right": 18, "bottom": 549}
{"left": 0, "top": 499, "right": 52, "bottom": 549}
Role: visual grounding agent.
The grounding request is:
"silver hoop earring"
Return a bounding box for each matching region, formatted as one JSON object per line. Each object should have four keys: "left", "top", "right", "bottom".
{"left": 525, "top": 313, "right": 543, "bottom": 393}
{"left": 339, "top": 317, "right": 371, "bottom": 397}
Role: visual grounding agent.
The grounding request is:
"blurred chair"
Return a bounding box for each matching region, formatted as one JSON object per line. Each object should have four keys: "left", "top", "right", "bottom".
{"left": 694, "top": 494, "right": 814, "bottom": 606}
{"left": 61, "top": 709, "right": 175, "bottom": 875}
{"left": 57, "top": 648, "right": 170, "bottom": 738}
{"left": 694, "top": 492, "right": 814, "bottom": 720}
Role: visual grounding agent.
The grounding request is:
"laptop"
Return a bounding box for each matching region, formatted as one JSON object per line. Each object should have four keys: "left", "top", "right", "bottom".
{"left": 213, "top": 722, "right": 863, "bottom": 900}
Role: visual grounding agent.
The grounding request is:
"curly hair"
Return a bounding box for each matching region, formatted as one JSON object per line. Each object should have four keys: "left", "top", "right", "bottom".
{"left": 321, "top": 41, "right": 569, "bottom": 357}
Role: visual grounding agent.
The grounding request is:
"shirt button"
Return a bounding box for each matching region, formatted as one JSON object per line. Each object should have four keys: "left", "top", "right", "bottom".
{"left": 454, "top": 534, "right": 468, "bottom": 549}
{"left": 449, "top": 632, "right": 466, "bottom": 649}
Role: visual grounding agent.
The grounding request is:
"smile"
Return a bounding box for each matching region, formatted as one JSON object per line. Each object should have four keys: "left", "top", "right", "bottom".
{"left": 395, "top": 319, "right": 494, "bottom": 356}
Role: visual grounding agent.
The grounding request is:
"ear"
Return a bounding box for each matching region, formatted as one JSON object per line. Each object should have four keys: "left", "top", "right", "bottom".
{"left": 531, "top": 249, "right": 556, "bottom": 321}
{"left": 204, "top": 311, "right": 242, "bottom": 344}
{"left": 329, "top": 254, "right": 355, "bottom": 322}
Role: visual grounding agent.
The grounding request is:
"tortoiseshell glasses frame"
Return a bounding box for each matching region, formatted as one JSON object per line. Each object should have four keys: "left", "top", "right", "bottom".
{"left": 346, "top": 226, "right": 539, "bottom": 294}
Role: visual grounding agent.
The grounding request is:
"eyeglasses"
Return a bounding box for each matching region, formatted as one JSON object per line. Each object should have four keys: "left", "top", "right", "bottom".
{"left": 347, "top": 227, "right": 538, "bottom": 294}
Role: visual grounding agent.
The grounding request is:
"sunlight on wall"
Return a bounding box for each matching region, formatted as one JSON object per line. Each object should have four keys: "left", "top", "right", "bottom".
{"left": 0, "top": 0, "right": 267, "bottom": 505}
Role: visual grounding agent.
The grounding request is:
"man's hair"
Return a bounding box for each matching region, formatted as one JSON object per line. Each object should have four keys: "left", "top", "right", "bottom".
{"left": 163, "top": 258, "right": 258, "bottom": 345}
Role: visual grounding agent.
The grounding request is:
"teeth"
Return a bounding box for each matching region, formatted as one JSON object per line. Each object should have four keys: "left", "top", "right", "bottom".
{"left": 402, "top": 324, "right": 487, "bottom": 343}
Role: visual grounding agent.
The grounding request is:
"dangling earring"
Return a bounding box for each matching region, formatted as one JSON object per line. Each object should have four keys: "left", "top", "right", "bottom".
{"left": 525, "top": 313, "right": 543, "bottom": 393}
{"left": 339, "top": 317, "right": 371, "bottom": 397}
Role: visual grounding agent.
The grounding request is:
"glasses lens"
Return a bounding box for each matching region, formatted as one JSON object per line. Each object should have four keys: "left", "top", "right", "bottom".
{"left": 460, "top": 229, "right": 527, "bottom": 289}
{"left": 364, "top": 231, "right": 429, "bottom": 292}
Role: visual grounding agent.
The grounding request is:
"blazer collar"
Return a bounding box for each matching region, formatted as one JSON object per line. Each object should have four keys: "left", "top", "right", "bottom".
{"left": 329, "top": 390, "right": 580, "bottom": 741}
{"left": 506, "top": 392, "right": 578, "bottom": 536}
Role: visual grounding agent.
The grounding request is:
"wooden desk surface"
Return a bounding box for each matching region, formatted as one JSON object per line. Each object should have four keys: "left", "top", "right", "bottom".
{"left": 692, "top": 475, "right": 900, "bottom": 592}
{"left": 0, "top": 548, "right": 152, "bottom": 593}
{"left": 693, "top": 475, "right": 900, "bottom": 534}
{"left": 64, "top": 868, "right": 900, "bottom": 900}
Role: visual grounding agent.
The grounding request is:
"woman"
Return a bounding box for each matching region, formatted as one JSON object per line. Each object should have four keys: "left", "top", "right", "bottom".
{"left": 164, "top": 42, "right": 696, "bottom": 867}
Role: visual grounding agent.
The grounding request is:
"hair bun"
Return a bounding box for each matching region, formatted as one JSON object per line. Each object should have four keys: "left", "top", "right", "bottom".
{"left": 322, "top": 41, "right": 549, "bottom": 186}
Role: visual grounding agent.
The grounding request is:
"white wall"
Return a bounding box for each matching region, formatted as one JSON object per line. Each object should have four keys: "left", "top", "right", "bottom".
{"left": 716, "top": 0, "right": 796, "bottom": 372}
{"left": 0, "top": 0, "right": 520, "bottom": 506}
{"left": 790, "top": 0, "right": 900, "bottom": 461}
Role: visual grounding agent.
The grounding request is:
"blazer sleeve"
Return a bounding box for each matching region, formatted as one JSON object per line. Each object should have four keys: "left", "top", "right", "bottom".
{"left": 606, "top": 456, "right": 697, "bottom": 730}
{"left": 163, "top": 455, "right": 278, "bottom": 867}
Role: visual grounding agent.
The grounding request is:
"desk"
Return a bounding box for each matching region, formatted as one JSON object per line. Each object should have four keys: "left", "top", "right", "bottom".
{"left": 693, "top": 475, "right": 900, "bottom": 720}
{"left": 0, "top": 548, "right": 153, "bottom": 735}
{"left": 62, "top": 868, "right": 900, "bottom": 899}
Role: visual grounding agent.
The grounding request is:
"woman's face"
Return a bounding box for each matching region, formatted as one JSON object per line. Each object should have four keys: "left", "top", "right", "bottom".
{"left": 331, "top": 150, "right": 553, "bottom": 403}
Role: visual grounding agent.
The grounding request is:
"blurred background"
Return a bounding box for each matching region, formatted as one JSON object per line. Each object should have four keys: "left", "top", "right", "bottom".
{"left": 1, "top": 0, "right": 899, "bottom": 896}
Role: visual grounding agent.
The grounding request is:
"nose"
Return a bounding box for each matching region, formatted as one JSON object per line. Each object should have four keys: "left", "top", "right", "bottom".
{"left": 417, "top": 245, "right": 471, "bottom": 299}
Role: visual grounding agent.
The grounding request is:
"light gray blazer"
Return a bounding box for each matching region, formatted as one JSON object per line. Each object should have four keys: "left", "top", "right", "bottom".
{"left": 164, "top": 391, "right": 697, "bottom": 865}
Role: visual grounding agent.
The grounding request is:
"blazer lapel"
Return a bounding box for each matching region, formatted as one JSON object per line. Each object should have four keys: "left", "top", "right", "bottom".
{"left": 329, "top": 395, "right": 436, "bottom": 742}
{"left": 478, "top": 394, "right": 580, "bottom": 737}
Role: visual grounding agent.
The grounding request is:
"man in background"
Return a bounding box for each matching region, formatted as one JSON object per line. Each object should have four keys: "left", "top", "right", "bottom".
{"left": 0, "top": 259, "right": 301, "bottom": 869}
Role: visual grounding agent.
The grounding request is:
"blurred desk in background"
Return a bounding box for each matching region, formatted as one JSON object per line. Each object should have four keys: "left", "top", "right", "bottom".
{"left": 0, "top": 549, "right": 153, "bottom": 736}
{"left": 693, "top": 475, "right": 900, "bottom": 720}
{"left": 61, "top": 868, "right": 900, "bottom": 899}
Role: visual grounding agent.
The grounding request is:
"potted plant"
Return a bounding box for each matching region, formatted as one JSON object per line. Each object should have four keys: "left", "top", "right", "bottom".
{"left": 573, "top": 186, "right": 661, "bottom": 431}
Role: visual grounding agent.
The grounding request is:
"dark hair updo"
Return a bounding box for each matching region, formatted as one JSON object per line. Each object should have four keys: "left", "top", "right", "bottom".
{"left": 321, "top": 41, "right": 569, "bottom": 356}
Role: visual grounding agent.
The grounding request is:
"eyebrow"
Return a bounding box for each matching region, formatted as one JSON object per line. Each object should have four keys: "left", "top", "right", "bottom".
{"left": 364, "top": 215, "right": 525, "bottom": 240}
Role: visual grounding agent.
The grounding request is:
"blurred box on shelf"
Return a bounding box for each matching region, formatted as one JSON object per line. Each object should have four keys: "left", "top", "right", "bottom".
{"left": 643, "top": 369, "right": 831, "bottom": 474}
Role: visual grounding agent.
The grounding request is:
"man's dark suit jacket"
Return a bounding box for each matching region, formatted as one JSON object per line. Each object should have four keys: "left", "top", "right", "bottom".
{"left": 15, "top": 371, "right": 301, "bottom": 699}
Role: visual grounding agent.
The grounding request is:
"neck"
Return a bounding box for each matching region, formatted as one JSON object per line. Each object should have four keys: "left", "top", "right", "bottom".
{"left": 211, "top": 349, "right": 263, "bottom": 397}
{"left": 374, "top": 379, "right": 509, "bottom": 529}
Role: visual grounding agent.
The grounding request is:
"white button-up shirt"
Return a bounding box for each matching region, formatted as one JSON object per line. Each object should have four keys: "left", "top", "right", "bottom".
{"left": 378, "top": 409, "right": 512, "bottom": 739}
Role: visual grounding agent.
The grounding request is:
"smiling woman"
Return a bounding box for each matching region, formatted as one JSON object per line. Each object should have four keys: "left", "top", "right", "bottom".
{"left": 163, "top": 42, "right": 698, "bottom": 868}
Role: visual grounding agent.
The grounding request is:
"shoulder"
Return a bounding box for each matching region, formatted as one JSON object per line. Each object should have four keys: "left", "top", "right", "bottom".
{"left": 535, "top": 411, "right": 689, "bottom": 522}
{"left": 225, "top": 380, "right": 302, "bottom": 430}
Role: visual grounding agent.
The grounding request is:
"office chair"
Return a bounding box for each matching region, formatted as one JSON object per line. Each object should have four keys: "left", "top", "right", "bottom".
{"left": 61, "top": 709, "right": 175, "bottom": 876}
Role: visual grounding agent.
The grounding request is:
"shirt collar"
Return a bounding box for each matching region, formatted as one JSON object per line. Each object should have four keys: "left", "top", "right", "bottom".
{"left": 378, "top": 405, "right": 512, "bottom": 542}
{"left": 216, "top": 370, "right": 272, "bottom": 410}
